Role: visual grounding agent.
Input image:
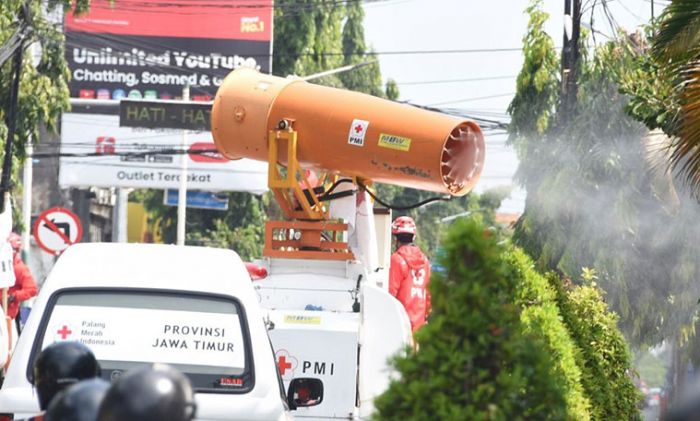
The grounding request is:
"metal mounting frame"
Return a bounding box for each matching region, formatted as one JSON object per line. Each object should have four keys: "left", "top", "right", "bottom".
{"left": 264, "top": 126, "right": 354, "bottom": 261}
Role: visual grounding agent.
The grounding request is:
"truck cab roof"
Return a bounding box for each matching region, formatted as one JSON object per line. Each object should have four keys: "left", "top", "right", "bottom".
{"left": 40, "top": 242, "right": 253, "bottom": 295}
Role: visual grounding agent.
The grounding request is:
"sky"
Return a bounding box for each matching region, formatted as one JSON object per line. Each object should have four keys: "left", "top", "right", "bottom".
{"left": 363, "top": 0, "right": 667, "bottom": 214}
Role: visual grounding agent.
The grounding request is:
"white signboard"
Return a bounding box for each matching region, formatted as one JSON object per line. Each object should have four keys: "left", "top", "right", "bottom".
{"left": 43, "top": 305, "right": 245, "bottom": 369}
{"left": 59, "top": 113, "right": 268, "bottom": 193}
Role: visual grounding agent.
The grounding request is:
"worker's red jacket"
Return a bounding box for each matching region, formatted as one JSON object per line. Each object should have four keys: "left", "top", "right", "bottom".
{"left": 7, "top": 254, "right": 38, "bottom": 319}
{"left": 389, "top": 244, "right": 431, "bottom": 332}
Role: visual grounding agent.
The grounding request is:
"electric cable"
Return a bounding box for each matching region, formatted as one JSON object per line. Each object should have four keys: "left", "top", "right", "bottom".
{"left": 31, "top": 147, "right": 219, "bottom": 159}
{"left": 427, "top": 92, "right": 515, "bottom": 107}
{"left": 357, "top": 180, "right": 452, "bottom": 211}
{"left": 81, "top": 0, "right": 416, "bottom": 20}
{"left": 390, "top": 75, "right": 517, "bottom": 86}
{"left": 64, "top": 35, "right": 529, "bottom": 59}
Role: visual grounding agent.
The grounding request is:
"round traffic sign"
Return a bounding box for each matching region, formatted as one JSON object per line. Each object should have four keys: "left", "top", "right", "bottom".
{"left": 33, "top": 207, "right": 83, "bottom": 255}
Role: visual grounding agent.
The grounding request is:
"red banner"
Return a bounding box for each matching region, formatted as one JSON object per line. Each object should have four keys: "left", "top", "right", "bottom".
{"left": 66, "top": 0, "right": 272, "bottom": 41}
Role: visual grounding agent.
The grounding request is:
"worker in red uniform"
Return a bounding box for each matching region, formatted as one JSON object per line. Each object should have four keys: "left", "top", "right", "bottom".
{"left": 7, "top": 233, "right": 37, "bottom": 328}
{"left": 389, "top": 216, "right": 431, "bottom": 332}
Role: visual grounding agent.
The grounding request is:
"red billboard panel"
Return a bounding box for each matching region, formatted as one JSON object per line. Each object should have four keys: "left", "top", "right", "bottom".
{"left": 65, "top": 0, "right": 273, "bottom": 101}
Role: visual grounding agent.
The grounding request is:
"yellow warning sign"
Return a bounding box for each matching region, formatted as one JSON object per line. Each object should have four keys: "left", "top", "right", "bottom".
{"left": 378, "top": 133, "right": 412, "bottom": 152}
{"left": 284, "top": 315, "right": 322, "bottom": 325}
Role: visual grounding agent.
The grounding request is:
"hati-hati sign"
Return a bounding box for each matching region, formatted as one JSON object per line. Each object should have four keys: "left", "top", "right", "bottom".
{"left": 59, "top": 113, "right": 268, "bottom": 192}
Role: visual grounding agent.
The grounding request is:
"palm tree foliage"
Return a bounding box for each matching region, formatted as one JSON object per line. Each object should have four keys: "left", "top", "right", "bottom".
{"left": 651, "top": 0, "right": 700, "bottom": 196}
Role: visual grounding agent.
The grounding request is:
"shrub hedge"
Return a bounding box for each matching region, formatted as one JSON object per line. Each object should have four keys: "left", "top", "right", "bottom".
{"left": 374, "top": 219, "right": 568, "bottom": 420}
{"left": 548, "top": 273, "right": 642, "bottom": 420}
{"left": 506, "top": 248, "right": 592, "bottom": 420}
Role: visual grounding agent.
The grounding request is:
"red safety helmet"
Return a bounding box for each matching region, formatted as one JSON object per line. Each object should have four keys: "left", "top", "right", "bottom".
{"left": 8, "top": 232, "right": 21, "bottom": 252}
{"left": 391, "top": 216, "right": 417, "bottom": 236}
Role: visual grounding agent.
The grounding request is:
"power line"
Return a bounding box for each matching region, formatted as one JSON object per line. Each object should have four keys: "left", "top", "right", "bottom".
{"left": 389, "top": 75, "right": 517, "bottom": 86}
{"left": 600, "top": 0, "right": 621, "bottom": 36}
{"left": 64, "top": 36, "right": 528, "bottom": 58}
{"left": 86, "top": 0, "right": 395, "bottom": 12}
{"left": 79, "top": 0, "right": 412, "bottom": 19}
{"left": 615, "top": 0, "right": 645, "bottom": 22}
{"left": 427, "top": 92, "right": 515, "bottom": 106}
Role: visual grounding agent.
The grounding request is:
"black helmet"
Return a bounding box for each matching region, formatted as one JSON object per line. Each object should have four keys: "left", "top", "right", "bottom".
{"left": 45, "top": 378, "right": 110, "bottom": 421}
{"left": 97, "top": 364, "right": 196, "bottom": 421}
{"left": 32, "top": 341, "right": 101, "bottom": 410}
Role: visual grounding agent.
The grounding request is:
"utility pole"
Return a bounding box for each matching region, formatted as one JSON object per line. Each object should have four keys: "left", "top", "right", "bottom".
{"left": 1, "top": 35, "right": 24, "bottom": 214}
{"left": 22, "top": 140, "right": 32, "bottom": 258}
{"left": 111, "top": 188, "right": 129, "bottom": 243}
{"left": 1, "top": 5, "right": 27, "bottom": 317}
{"left": 561, "top": 0, "right": 582, "bottom": 123}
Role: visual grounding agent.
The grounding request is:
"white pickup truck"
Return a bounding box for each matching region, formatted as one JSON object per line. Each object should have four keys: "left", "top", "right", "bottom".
{"left": 0, "top": 243, "right": 321, "bottom": 420}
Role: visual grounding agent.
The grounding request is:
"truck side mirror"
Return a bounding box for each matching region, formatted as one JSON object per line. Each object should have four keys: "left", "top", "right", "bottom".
{"left": 287, "top": 378, "right": 323, "bottom": 410}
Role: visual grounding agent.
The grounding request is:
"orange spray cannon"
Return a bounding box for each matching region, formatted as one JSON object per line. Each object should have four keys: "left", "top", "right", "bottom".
{"left": 211, "top": 68, "right": 485, "bottom": 196}
{"left": 211, "top": 68, "right": 485, "bottom": 260}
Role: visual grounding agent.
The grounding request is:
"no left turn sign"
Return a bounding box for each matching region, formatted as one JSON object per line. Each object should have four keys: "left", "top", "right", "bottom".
{"left": 33, "top": 207, "right": 83, "bottom": 255}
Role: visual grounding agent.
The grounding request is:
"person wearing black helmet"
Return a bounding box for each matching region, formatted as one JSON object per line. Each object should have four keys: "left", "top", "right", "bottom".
{"left": 28, "top": 341, "right": 101, "bottom": 419}
{"left": 44, "top": 378, "right": 110, "bottom": 421}
{"left": 97, "top": 364, "right": 196, "bottom": 421}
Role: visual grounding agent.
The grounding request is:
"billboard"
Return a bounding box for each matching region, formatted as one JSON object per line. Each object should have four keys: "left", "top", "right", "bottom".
{"left": 59, "top": 113, "right": 268, "bottom": 192}
{"left": 64, "top": 0, "right": 273, "bottom": 100}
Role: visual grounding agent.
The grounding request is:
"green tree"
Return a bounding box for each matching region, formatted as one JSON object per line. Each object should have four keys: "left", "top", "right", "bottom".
{"left": 385, "top": 78, "right": 399, "bottom": 101}
{"left": 508, "top": 0, "right": 700, "bottom": 349}
{"left": 130, "top": 190, "right": 270, "bottom": 261}
{"left": 374, "top": 219, "right": 568, "bottom": 421}
{"left": 273, "top": 0, "right": 345, "bottom": 87}
{"left": 507, "top": 0, "right": 559, "bottom": 139}
{"left": 339, "top": 0, "right": 384, "bottom": 97}
{"left": 375, "top": 184, "right": 507, "bottom": 259}
{"left": 1, "top": 0, "right": 89, "bottom": 188}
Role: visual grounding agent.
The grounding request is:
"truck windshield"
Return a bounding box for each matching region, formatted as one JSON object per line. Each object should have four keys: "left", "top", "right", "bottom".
{"left": 32, "top": 290, "right": 252, "bottom": 392}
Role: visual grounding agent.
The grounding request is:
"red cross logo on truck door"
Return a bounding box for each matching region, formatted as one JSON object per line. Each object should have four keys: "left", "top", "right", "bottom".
{"left": 274, "top": 349, "right": 298, "bottom": 380}
{"left": 278, "top": 356, "right": 292, "bottom": 375}
{"left": 57, "top": 325, "right": 72, "bottom": 340}
{"left": 355, "top": 124, "right": 363, "bottom": 134}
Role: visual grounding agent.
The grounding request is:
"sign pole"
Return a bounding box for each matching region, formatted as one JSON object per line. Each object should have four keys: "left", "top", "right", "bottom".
{"left": 176, "top": 85, "right": 190, "bottom": 246}
{"left": 113, "top": 188, "right": 129, "bottom": 243}
{"left": 21, "top": 139, "right": 32, "bottom": 260}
